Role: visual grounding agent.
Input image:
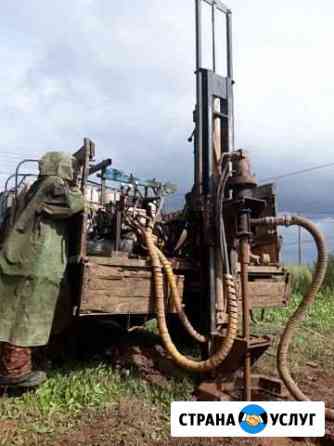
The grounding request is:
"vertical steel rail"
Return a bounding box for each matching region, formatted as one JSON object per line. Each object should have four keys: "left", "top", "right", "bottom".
{"left": 195, "top": 0, "right": 203, "bottom": 195}
{"left": 226, "top": 10, "right": 235, "bottom": 152}
{"left": 195, "top": 0, "right": 202, "bottom": 72}
{"left": 226, "top": 10, "right": 233, "bottom": 79}
{"left": 195, "top": 0, "right": 235, "bottom": 338}
{"left": 211, "top": 4, "right": 216, "bottom": 73}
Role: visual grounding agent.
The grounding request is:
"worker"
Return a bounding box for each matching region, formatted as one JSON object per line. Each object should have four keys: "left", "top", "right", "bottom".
{"left": 0, "top": 152, "right": 85, "bottom": 387}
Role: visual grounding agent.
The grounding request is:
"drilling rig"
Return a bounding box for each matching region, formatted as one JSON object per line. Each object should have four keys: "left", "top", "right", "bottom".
{"left": 0, "top": 0, "right": 333, "bottom": 420}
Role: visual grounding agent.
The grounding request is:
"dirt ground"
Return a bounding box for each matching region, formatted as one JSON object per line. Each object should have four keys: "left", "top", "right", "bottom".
{"left": 54, "top": 336, "right": 334, "bottom": 446}
{"left": 1, "top": 325, "right": 333, "bottom": 446}
{"left": 52, "top": 394, "right": 334, "bottom": 446}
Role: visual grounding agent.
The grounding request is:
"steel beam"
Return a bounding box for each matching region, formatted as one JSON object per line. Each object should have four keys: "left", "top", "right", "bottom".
{"left": 203, "top": 0, "right": 231, "bottom": 14}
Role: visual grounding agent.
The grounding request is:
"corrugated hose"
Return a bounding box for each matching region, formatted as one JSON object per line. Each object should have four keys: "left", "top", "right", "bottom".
{"left": 155, "top": 247, "right": 207, "bottom": 344}
{"left": 252, "top": 215, "right": 334, "bottom": 421}
{"left": 145, "top": 228, "right": 239, "bottom": 372}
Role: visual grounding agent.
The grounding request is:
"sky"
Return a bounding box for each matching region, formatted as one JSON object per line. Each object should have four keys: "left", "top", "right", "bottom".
{"left": 0, "top": 0, "right": 333, "bottom": 262}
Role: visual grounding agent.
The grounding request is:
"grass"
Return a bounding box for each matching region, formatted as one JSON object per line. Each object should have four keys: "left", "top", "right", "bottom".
{"left": 255, "top": 290, "right": 334, "bottom": 334}
{"left": 253, "top": 263, "right": 334, "bottom": 373}
{"left": 0, "top": 360, "right": 194, "bottom": 445}
{"left": 0, "top": 263, "right": 334, "bottom": 445}
{"left": 253, "top": 292, "right": 334, "bottom": 373}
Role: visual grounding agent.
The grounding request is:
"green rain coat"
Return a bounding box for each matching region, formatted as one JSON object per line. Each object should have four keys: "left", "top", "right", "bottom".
{"left": 0, "top": 152, "right": 84, "bottom": 347}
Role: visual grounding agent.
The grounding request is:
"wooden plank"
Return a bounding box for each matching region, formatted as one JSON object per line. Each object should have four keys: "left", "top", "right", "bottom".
{"left": 83, "top": 279, "right": 184, "bottom": 302}
{"left": 88, "top": 256, "right": 194, "bottom": 271}
{"left": 239, "top": 279, "right": 290, "bottom": 309}
{"left": 87, "top": 282, "right": 152, "bottom": 297}
{"left": 81, "top": 296, "right": 155, "bottom": 314}
{"left": 86, "top": 263, "right": 185, "bottom": 283}
{"left": 89, "top": 256, "right": 148, "bottom": 267}
{"left": 87, "top": 264, "right": 152, "bottom": 280}
{"left": 81, "top": 291, "right": 178, "bottom": 314}
{"left": 236, "top": 264, "right": 287, "bottom": 274}
{"left": 81, "top": 261, "right": 184, "bottom": 314}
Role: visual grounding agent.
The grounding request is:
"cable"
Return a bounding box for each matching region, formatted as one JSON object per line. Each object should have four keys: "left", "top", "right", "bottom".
{"left": 284, "top": 235, "right": 334, "bottom": 248}
{"left": 260, "top": 162, "right": 334, "bottom": 183}
{"left": 216, "top": 157, "right": 232, "bottom": 275}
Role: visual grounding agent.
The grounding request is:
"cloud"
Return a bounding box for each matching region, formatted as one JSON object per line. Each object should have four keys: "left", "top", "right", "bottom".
{"left": 0, "top": 0, "right": 333, "bottom": 219}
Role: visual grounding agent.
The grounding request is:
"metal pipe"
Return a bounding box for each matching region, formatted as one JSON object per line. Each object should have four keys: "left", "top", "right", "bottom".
{"left": 5, "top": 174, "right": 16, "bottom": 192}
{"left": 226, "top": 11, "right": 233, "bottom": 79}
{"left": 195, "top": 0, "right": 202, "bottom": 72}
{"left": 203, "top": 0, "right": 230, "bottom": 14}
{"left": 14, "top": 160, "right": 39, "bottom": 200}
{"left": 195, "top": 0, "right": 203, "bottom": 194}
{"left": 211, "top": 4, "right": 216, "bottom": 72}
{"left": 240, "top": 233, "right": 251, "bottom": 401}
{"left": 5, "top": 173, "right": 36, "bottom": 192}
{"left": 88, "top": 158, "right": 112, "bottom": 176}
{"left": 79, "top": 137, "right": 91, "bottom": 258}
{"left": 11, "top": 160, "right": 38, "bottom": 224}
{"left": 231, "top": 152, "right": 254, "bottom": 400}
{"left": 226, "top": 11, "right": 235, "bottom": 152}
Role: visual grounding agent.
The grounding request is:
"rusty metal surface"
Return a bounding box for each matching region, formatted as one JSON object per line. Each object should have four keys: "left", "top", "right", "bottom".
{"left": 211, "top": 336, "right": 271, "bottom": 383}
{"left": 196, "top": 374, "right": 289, "bottom": 402}
{"left": 252, "top": 183, "right": 281, "bottom": 264}
{"left": 240, "top": 236, "right": 252, "bottom": 401}
{"left": 230, "top": 150, "right": 257, "bottom": 188}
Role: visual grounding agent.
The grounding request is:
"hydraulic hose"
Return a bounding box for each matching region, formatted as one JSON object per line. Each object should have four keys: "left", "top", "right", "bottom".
{"left": 252, "top": 215, "right": 334, "bottom": 421}
{"left": 155, "top": 247, "right": 207, "bottom": 344}
{"left": 129, "top": 215, "right": 208, "bottom": 344}
{"left": 145, "top": 228, "right": 239, "bottom": 372}
{"left": 216, "top": 160, "right": 231, "bottom": 275}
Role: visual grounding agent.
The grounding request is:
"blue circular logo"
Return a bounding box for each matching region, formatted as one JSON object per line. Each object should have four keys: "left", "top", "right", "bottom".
{"left": 238, "top": 404, "right": 268, "bottom": 434}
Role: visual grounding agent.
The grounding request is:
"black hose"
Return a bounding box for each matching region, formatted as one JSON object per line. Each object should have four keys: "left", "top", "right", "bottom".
{"left": 216, "top": 161, "right": 231, "bottom": 275}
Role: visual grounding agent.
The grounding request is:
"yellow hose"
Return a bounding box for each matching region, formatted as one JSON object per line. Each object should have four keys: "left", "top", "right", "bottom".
{"left": 145, "top": 228, "right": 239, "bottom": 373}
{"left": 155, "top": 247, "right": 207, "bottom": 344}
{"left": 252, "top": 215, "right": 334, "bottom": 421}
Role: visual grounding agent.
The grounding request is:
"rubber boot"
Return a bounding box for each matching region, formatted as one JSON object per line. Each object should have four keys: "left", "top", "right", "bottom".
{"left": 0, "top": 343, "right": 46, "bottom": 387}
